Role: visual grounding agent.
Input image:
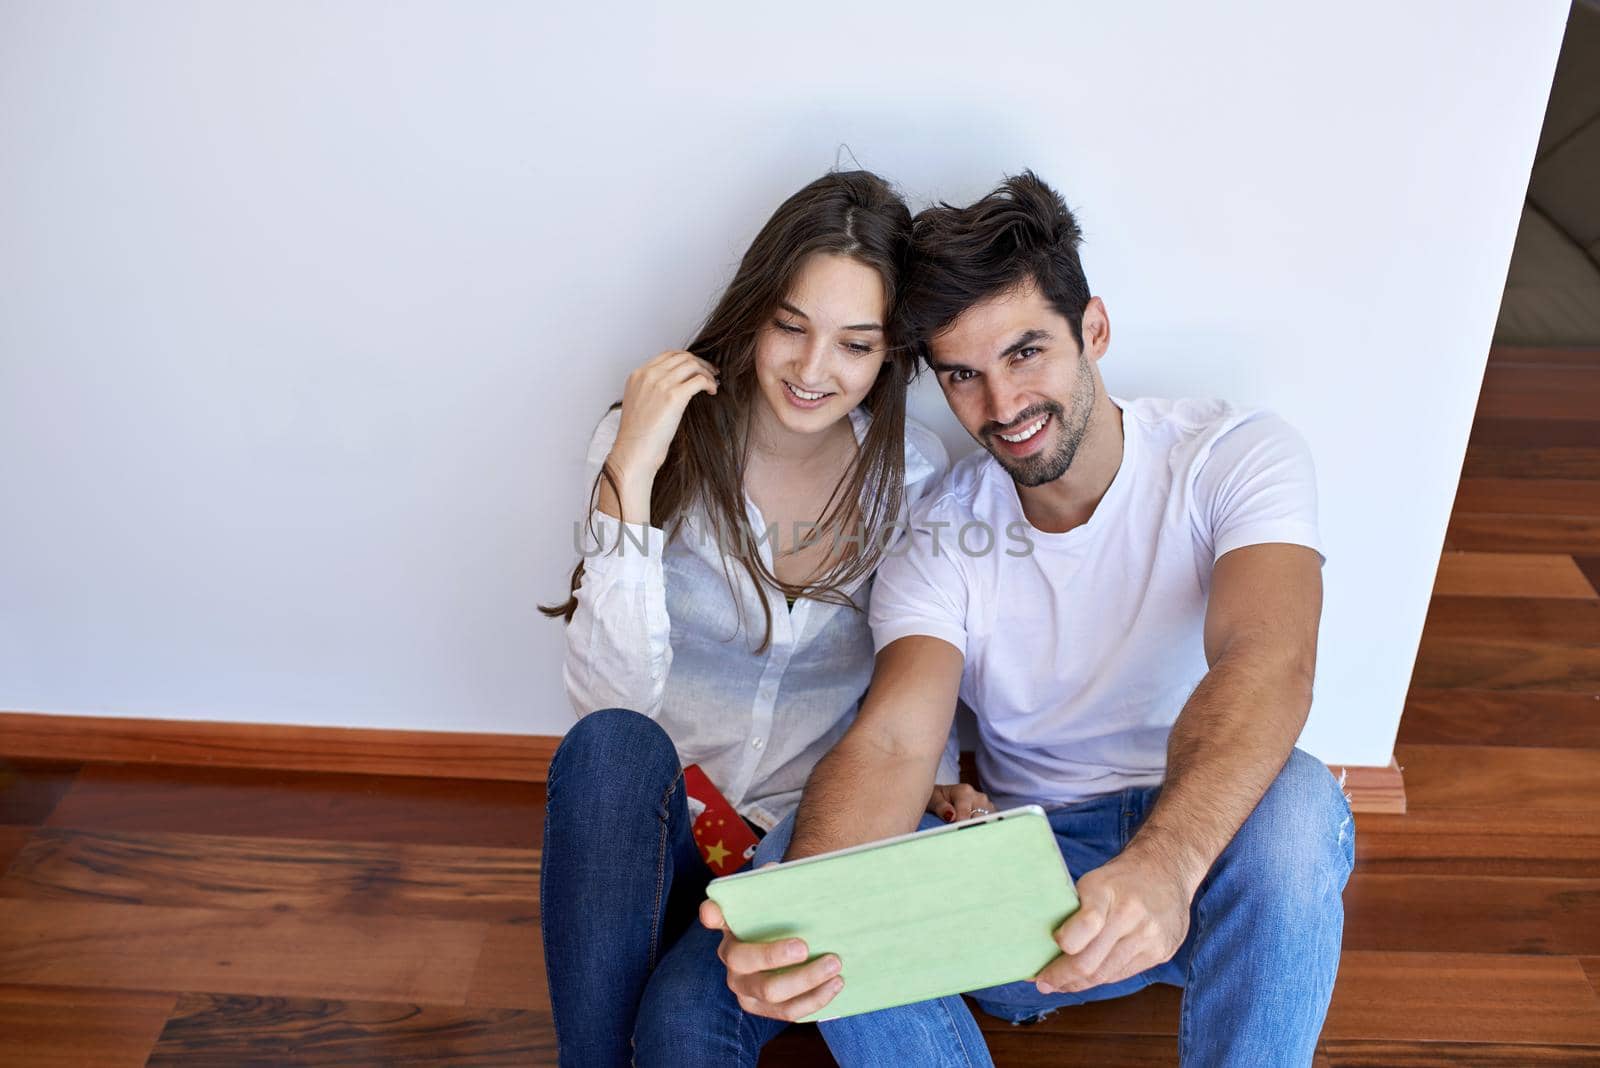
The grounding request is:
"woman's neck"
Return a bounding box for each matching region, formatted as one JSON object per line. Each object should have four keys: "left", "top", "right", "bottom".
{"left": 746, "top": 399, "right": 859, "bottom": 469}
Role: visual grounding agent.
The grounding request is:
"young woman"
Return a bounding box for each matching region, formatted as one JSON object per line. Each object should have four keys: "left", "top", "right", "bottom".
{"left": 538, "top": 171, "right": 990, "bottom": 1066}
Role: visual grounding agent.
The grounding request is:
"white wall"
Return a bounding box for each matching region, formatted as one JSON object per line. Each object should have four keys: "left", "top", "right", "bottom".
{"left": 0, "top": 1, "right": 1567, "bottom": 765}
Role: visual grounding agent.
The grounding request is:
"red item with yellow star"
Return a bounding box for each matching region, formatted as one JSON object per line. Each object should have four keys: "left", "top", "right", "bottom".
{"left": 683, "top": 763, "right": 760, "bottom": 876}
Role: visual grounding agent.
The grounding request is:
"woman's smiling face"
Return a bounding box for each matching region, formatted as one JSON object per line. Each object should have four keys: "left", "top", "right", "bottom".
{"left": 752, "top": 252, "right": 889, "bottom": 436}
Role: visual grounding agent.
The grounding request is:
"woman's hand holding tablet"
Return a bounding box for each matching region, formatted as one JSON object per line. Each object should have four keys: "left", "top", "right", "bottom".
{"left": 702, "top": 805, "right": 1078, "bottom": 1022}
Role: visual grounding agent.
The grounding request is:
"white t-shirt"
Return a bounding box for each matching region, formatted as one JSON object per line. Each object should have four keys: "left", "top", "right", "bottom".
{"left": 868, "top": 396, "right": 1324, "bottom": 808}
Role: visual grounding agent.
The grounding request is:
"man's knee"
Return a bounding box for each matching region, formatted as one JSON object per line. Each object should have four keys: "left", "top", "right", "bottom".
{"left": 1225, "top": 747, "right": 1353, "bottom": 909}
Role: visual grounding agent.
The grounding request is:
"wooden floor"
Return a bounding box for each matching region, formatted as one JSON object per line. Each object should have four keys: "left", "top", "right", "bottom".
{"left": 3, "top": 348, "right": 1599, "bottom": 1066}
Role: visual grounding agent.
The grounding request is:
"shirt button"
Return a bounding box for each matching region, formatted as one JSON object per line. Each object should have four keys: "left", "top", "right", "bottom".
{"left": 751, "top": 737, "right": 764, "bottom": 750}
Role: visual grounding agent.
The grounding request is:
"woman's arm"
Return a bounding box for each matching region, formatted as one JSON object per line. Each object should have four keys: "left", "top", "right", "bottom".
{"left": 560, "top": 351, "right": 719, "bottom": 719}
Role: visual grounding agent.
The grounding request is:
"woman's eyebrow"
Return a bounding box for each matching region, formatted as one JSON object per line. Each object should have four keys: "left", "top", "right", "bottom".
{"left": 778, "top": 300, "right": 882, "bottom": 332}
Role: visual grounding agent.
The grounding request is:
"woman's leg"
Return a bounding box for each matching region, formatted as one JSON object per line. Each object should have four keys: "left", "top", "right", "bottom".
{"left": 677, "top": 811, "right": 994, "bottom": 1067}
{"left": 540, "top": 707, "right": 707, "bottom": 1068}
{"left": 632, "top": 813, "right": 796, "bottom": 1066}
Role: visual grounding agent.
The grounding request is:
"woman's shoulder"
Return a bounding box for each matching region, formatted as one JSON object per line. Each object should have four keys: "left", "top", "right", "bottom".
{"left": 901, "top": 415, "right": 951, "bottom": 506}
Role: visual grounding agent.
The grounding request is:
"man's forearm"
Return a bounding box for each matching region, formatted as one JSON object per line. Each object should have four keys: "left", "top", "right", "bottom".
{"left": 1124, "top": 649, "right": 1313, "bottom": 896}
{"left": 785, "top": 729, "right": 935, "bottom": 861}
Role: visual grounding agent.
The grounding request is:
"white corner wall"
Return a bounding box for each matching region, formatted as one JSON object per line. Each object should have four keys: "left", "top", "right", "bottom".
{"left": 0, "top": 1, "right": 1569, "bottom": 766}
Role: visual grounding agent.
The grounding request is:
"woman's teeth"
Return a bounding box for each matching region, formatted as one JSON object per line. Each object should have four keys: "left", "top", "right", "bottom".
{"left": 785, "top": 381, "right": 832, "bottom": 401}
{"left": 998, "top": 415, "right": 1049, "bottom": 443}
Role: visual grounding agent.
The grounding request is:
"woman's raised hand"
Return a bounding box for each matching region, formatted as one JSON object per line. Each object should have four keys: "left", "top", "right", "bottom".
{"left": 609, "top": 350, "right": 720, "bottom": 480}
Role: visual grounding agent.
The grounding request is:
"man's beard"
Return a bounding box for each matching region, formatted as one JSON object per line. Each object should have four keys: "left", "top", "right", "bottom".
{"left": 986, "top": 351, "right": 1096, "bottom": 488}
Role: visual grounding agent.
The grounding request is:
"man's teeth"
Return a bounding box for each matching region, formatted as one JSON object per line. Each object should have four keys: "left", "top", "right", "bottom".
{"left": 787, "top": 382, "right": 829, "bottom": 401}
{"left": 998, "top": 416, "right": 1048, "bottom": 443}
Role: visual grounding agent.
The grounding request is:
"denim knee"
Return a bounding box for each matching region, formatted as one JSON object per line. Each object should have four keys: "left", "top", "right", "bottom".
{"left": 1227, "top": 747, "right": 1354, "bottom": 907}
{"left": 547, "top": 707, "right": 682, "bottom": 810}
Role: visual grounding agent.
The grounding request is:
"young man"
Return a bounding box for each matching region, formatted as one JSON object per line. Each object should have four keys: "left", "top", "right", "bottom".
{"left": 702, "top": 172, "right": 1354, "bottom": 1067}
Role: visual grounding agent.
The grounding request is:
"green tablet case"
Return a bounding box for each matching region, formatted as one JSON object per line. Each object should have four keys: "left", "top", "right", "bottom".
{"left": 706, "top": 806, "right": 1078, "bottom": 1022}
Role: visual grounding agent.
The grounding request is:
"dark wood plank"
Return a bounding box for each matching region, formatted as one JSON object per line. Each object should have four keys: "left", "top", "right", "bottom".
{"left": 1583, "top": 957, "right": 1599, "bottom": 999}
{"left": 1454, "top": 478, "right": 1600, "bottom": 516}
{"left": 1323, "top": 952, "right": 1600, "bottom": 1044}
{"left": 1410, "top": 636, "right": 1600, "bottom": 692}
{"left": 1463, "top": 445, "right": 1600, "bottom": 480}
{"left": 1354, "top": 825, "right": 1600, "bottom": 878}
{"left": 1432, "top": 552, "right": 1597, "bottom": 599}
{"left": 1462, "top": 418, "right": 1600, "bottom": 479}
{"left": 146, "top": 993, "right": 553, "bottom": 1066}
{"left": 0, "top": 898, "right": 487, "bottom": 1004}
{"left": 1419, "top": 598, "right": 1600, "bottom": 645}
{"left": 465, "top": 922, "right": 548, "bottom": 1011}
{"left": 1488, "top": 346, "right": 1600, "bottom": 368}
{"left": 1467, "top": 419, "right": 1600, "bottom": 451}
{"left": 1445, "top": 514, "right": 1600, "bottom": 554}
{"left": 0, "top": 758, "right": 82, "bottom": 826}
{"left": 1399, "top": 689, "right": 1600, "bottom": 749}
{"left": 1317, "top": 1039, "right": 1600, "bottom": 1065}
{"left": 45, "top": 764, "right": 544, "bottom": 850}
{"left": 0, "top": 826, "right": 32, "bottom": 875}
{"left": 1579, "top": 556, "right": 1600, "bottom": 597}
{"left": 1344, "top": 874, "right": 1600, "bottom": 954}
{"left": 0, "top": 983, "right": 176, "bottom": 1068}
{"left": 1477, "top": 366, "right": 1600, "bottom": 422}
{"left": 1373, "top": 745, "right": 1600, "bottom": 836}
{"left": 0, "top": 828, "right": 539, "bottom": 924}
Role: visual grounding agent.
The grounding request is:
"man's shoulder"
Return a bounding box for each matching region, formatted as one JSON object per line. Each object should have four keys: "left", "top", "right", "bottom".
{"left": 909, "top": 446, "right": 999, "bottom": 525}
{"left": 1122, "top": 395, "right": 1299, "bottom": 470}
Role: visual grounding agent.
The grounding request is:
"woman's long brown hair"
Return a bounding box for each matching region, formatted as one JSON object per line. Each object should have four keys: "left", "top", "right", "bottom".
{"left": 540, "top": 170, "right": 920, "bottom": 653}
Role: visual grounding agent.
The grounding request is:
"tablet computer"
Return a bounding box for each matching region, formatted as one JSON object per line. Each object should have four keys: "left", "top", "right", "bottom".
{"left": 705, "top": 805, "right": 1077, "bottom": 1022}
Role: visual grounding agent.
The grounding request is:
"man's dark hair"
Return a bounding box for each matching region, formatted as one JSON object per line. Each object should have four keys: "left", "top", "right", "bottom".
{"left": 899, "top": 171, "right": 1091, "bottom": 361}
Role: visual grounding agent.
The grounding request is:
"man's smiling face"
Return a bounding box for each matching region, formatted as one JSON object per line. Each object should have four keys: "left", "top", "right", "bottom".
{"left": 926, "top": 280, "right": 1109, "bottom": 488}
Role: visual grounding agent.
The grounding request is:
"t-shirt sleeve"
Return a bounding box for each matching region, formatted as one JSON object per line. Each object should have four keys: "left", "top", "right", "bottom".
{"left": 868, "top": 494, "right": 972, "bottom": 657}
{"left": 1193, "top": 410, "right": 1325, "bottom": 564}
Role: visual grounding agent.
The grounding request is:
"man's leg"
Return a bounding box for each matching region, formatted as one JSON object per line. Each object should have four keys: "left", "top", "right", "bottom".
{"left": 968, "top": 750, "right": 1355, "bottom": 1066}
{"left": 965, "top": 792, "right": 1152, "bottom": 1025}
{"left": 1169, "top": 746, "right": 1354, "bottom": 1066}
{"left": 540, "top": 708, "right": 710, "bottom": 1068}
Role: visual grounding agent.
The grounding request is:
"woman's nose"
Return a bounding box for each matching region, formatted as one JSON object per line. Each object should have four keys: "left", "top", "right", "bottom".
{"left": 795, "top": 339, "right": 829, "bottom": 383}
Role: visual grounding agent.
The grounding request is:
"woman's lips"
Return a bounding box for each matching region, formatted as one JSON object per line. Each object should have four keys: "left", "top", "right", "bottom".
{"left": 782, "top": 379, "right": 835, "bottom": 410}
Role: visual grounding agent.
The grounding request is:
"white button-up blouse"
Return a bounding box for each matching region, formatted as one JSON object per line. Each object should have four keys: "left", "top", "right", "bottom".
{"left": 561, "top": 405, "right": 956, "bottom": 830}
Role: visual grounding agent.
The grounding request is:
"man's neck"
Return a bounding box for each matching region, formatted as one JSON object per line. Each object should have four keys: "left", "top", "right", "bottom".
{"left": 1015, "top": 393, "right": 1125, "bottom": 535}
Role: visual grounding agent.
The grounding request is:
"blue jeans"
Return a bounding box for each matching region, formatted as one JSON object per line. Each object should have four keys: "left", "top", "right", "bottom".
{"left": 756, "top": 746, "right": 1355, "bottom": 1067}
{"left": 540, "top": 707, "right": 988, "bottom": 1066}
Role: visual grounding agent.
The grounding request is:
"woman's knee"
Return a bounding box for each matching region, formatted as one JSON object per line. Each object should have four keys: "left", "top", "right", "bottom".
{"left": 548, "top": 707, "right": 681, "bottom": 806}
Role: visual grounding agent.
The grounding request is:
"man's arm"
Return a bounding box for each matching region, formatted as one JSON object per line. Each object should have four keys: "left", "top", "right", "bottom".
{"left": 785, "top": 634, "right": 965, "bottom": 860}
{"left": 1036, "top": 541, "right": 1322, "bottom": 994}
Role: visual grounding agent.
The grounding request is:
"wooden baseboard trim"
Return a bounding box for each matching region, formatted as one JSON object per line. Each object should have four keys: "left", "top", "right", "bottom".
{"left": 1334, "top": 758, "right": 1408, "bottom": 814}
{"left": 1, "top": 709, "right": 1407, "bottom": 813}
{"left": 0, "top": 709, "right": 559, "bottom": 783}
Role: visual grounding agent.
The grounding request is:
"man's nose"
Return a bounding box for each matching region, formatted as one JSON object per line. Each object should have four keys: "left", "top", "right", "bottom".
{"left": 985, "top": 379, "right": 1026, "bottom": 431}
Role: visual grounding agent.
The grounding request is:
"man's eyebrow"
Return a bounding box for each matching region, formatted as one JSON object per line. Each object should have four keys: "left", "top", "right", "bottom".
{"left": 999, "top": 328, "right": 1053, "bottom": 358}
{"left": 930, "top": 328, "right": 1054, "bottom": 374}
{"left": 777, "top": 300, "right": 883, "bottom": 332}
